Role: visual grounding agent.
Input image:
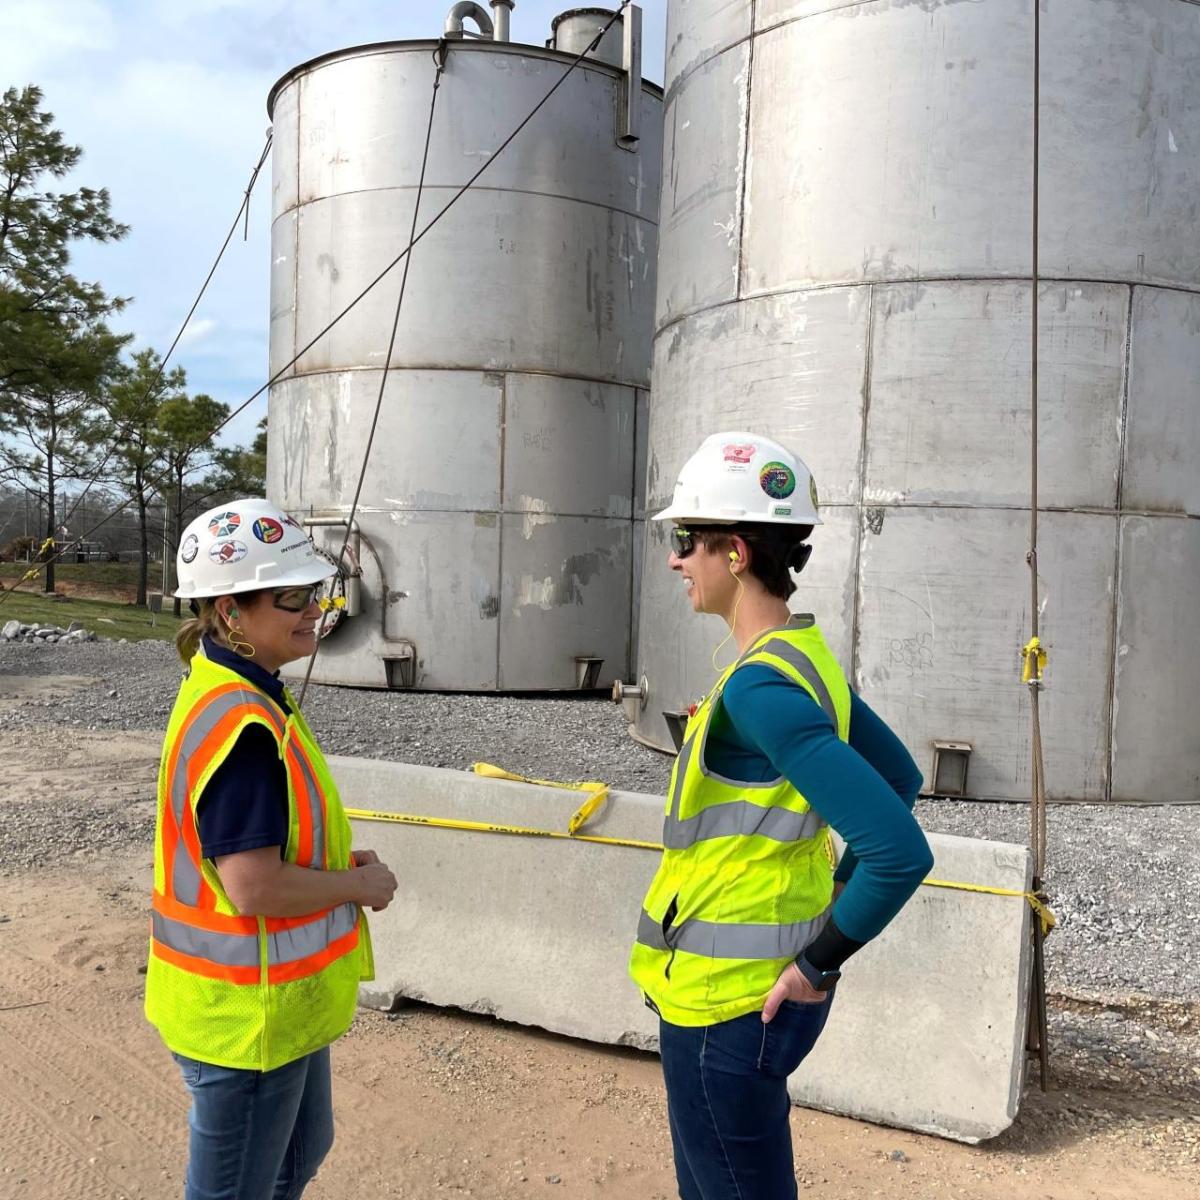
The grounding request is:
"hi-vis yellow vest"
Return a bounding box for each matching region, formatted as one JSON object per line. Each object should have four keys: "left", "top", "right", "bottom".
{"left": 629, "top": 618, "right": 851, "bottom": 1026}
{"left": 144, "top": 648, "right": 373, "bottom": 1070}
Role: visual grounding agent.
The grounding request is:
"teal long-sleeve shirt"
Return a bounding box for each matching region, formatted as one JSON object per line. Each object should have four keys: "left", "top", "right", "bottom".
{"left": 706, "top": 665, "right": 933, "bottom": 970}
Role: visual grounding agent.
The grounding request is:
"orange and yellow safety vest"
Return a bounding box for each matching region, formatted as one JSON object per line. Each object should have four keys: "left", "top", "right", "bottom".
{"left": 144, "top": 647, "right": 372, "bottom": 1070}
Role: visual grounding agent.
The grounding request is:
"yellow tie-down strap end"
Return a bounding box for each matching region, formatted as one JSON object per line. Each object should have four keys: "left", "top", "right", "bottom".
{"left": 922, "top": 877, "right": 1057, "bottom": 938}
{"left": 471, "top": 761, "right": 610, "bottom": 836}
{"left": 1021, "top": 636, "right": 1048, "bottom": 684}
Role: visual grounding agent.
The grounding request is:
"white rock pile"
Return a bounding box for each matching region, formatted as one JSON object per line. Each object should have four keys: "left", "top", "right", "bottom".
{"left": 0, "top": 619, "right": 99, "bottom": 644}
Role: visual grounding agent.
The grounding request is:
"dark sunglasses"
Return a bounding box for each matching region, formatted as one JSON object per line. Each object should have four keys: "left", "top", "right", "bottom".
{"left": 272, "top": 582, "right": 325, "bottom": 612}
{"left": 669, "top": 527, "right": 697, "bottom": 558}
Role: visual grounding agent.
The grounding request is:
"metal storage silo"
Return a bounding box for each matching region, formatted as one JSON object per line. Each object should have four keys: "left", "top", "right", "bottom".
{"left": 633, "top": 0, "right": 1200, "bottom": 803}
{"left": 266, "top": 4, "right": 661, "bottom": 691}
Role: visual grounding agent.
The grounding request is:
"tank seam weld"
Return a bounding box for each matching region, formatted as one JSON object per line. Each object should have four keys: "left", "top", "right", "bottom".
{"left": 654, "top": 277, "right": 1200, "bottom": 337}
{"left": 1106, "top": 285, "right": 1136, "bottom": 805}
{"left": 267, "top": 364, "right": 649, "bottom": 391}
{"left": 734, "top": 0, "right": 756, "bottom": 301}
{"left": 850, "top": 283, "right": 875, "bottom": 691}
{"left": 276, "top": 184, "right": 659, "bottom": 227}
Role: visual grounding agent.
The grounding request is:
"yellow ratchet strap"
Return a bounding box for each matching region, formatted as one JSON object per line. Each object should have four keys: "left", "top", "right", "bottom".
{"left": 346, "top": 766, "right": 1058, "bottom": 936}
{"left": 1021, "top": 636, "right": 1047, "bottom": 684}
{"left": 341, "top": 807, "right": 660, "bottom": 852}
{"left": 923, "top": 877, "right": 1056, "bottom": 937}
{"left": 470, "top": 761, "right": 610, "bottom": 836}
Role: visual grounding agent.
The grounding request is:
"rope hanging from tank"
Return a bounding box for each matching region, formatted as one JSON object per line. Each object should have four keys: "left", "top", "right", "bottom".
{"left": 1024, "top": 0, "right": 1051, "bottom": 1093}
{"left": 0, "top": 128, "right": 274, "bottom": 610}
{"left": 13, "top": 4, "right": 633, "bottom": 606}
{"left": 296, "top": 39, "right": 448, "bottom": 703}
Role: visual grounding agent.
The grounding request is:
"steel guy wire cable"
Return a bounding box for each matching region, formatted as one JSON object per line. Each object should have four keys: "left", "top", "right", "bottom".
{"left": 296, "top": 39, "right": 446, "bottom": 705}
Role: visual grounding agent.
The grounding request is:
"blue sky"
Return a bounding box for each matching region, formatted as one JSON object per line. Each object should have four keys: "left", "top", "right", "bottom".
{"left": 1, "top": 1, "right": 667, "bottom": 451}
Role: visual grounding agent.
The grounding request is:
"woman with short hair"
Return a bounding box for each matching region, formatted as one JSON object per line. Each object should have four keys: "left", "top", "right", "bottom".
{"left": 630, "top": 433, "right": 933, "bottom": 1200}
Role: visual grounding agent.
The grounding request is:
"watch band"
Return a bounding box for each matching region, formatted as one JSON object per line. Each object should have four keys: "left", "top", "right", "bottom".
{"left": 794, "top": 953, "right": 841, "bottom": 992}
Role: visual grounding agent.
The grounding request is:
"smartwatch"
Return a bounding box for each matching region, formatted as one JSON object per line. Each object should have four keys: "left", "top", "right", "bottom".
{"left": 794, "top": 953, "right": 841, "bottom": 992}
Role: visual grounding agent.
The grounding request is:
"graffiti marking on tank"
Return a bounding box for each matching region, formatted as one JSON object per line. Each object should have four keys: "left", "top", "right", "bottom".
{"left": 888, "top": 633, "right": 934, "bottom": 677}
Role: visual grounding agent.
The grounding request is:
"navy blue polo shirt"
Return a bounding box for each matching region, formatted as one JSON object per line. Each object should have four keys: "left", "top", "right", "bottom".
{"left": 194, "top": 635, "right": 290, "bottom": 859}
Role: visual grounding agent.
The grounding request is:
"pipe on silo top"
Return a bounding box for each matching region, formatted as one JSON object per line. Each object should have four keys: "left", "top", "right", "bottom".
{"left": 445, "top": 1, "right": 494, "bottom": 40}
{"left": 490, "top": 1, "right": 514, "bottom": 42}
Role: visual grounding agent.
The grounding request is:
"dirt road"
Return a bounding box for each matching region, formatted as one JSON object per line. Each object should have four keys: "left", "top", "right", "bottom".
{"left": 0, "top": 720, "right": 1196, "bottom": 1199}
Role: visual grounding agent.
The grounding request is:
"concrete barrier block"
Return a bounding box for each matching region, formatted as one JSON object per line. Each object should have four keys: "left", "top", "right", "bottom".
{"left": 333, "top": 757, "right": 1032, "bottom": 1143}
{"left": 792, "top": 832, "right": 1034, "bottom": 1142}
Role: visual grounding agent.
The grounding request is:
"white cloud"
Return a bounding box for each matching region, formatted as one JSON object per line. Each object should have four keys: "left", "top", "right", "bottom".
{"left": 0, "top": 0, "right": 115, "bottom": 77}
{"left": 176, "top": 316, "right": 219, "bottom": 348}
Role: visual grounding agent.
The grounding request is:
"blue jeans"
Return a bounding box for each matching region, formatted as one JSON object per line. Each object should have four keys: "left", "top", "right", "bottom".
{"left": 172, "top": 1047, "right": 334, "bottom": 1200}
{"left": 659, "top": 996, "right": 834, "bottom": 1200}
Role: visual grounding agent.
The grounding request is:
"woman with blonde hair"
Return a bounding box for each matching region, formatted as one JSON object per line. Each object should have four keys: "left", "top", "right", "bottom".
{"left": 145, "top": 498, "right": 397, "bottom": 1200}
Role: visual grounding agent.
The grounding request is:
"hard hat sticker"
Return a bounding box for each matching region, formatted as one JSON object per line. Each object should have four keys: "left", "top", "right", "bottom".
{"left": 715, "top": 444, "right": 753, "bottom": 470}
{"left": 180, "top": 533, "right": 199, "bottom": 564}
{"left": 759, "top": 461, "right": 796, "bottom": 500}
{"left": 253, "top": 517, "right": 285, "bottom": 544}
{"left": 209, "top": 539, "right": 248, "bottom": 565}
{"left": 809, "top": 476, "right": 820, "bottom": 512}
{"left": 208, "top": 511, "right": 241, "bottom": 537}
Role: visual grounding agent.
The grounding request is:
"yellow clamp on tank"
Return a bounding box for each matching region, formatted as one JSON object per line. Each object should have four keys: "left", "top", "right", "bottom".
{"left": 471, "top": 762, "right": 609, "bottom": 836}
{"left": 1020, "top": 636, "right": 1048, "bottom": 684}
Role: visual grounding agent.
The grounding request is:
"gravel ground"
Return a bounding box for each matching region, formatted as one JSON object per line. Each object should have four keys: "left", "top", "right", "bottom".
{"left": 1, "top": 638, "right": 1197, "bottom": 1008}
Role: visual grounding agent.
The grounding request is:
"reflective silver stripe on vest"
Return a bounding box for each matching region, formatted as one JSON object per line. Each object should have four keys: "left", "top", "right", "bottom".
{"left": 665, "top": 732, "right": 697, "bottom": 823}
{"left": 753, "top": 639, "right": 838, "bottom": 729}
{"left": 152, "top": 910, "right": 259, "bottom": 968}
{"left": 170, "top": 690, "right": 286, "bottom": 905}
{"left": 636, "top": 907, "right": 830, "bottom": 961}
{"left": 663, "top": 800, "right": 825, "bottom": 850}
{"left": 637, "top": 908, "right": 669, "bottom": 950}
{"left": 286, "top": 737, "right": 326, "bottom": 870}
{"left": 266, "top": 902, "right": 358, "bottom": 966}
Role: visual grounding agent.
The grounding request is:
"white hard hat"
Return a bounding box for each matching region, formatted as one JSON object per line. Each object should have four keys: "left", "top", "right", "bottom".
{"left": 174, "top": 498, "right": 336, "bottom": 599}
{"left": 653, "top": 432, "right": 822, "bottom": 526}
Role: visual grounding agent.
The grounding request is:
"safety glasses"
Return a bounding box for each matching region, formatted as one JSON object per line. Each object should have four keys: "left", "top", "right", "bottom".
{"left": 272, "top": 582, "right": 325, "bottom": 612}
{"left": 669, "top": 527, "right": 696, "bottom": 558}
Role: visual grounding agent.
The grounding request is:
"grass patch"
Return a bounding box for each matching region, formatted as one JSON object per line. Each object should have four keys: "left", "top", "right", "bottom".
{"left": 0, "top": 590, "right": 182, "bottom": 642}
{"left": 0, "top": 561, "right": 149, "bottom": 587}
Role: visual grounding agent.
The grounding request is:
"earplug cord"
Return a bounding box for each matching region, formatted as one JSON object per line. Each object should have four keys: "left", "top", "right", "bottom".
{"left": 711, "top": 553, "right": 746, "bottom": 672}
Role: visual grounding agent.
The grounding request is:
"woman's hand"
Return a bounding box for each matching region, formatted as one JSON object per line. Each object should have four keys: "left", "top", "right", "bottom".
{"left": 761, "top": 962, "right": 827, "bottom": 1023}
{"left": 352, "top": 860, "right": 398, "bottom": 911}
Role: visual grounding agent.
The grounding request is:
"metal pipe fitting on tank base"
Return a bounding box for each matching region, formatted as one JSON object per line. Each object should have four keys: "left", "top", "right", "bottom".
{"left": 302, "top": 516, "right": 362, "bottom": 617}
{"left": 444, "top": 1, "right": 494, "bottom": 40}
{"left": 611, "top": 675, "right": 648, "bottom": 722}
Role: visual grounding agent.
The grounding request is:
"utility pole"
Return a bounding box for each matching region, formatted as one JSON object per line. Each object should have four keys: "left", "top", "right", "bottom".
{"left": 161, "top": 503, "right": 169, "bottom": 594}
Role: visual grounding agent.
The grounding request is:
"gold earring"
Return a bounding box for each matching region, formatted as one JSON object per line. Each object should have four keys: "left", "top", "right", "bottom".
{"left": 227, "top": 626, "right": 256, "bottom": 659}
